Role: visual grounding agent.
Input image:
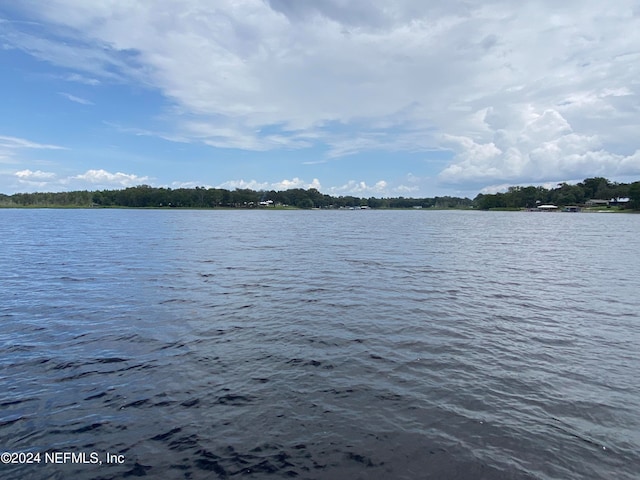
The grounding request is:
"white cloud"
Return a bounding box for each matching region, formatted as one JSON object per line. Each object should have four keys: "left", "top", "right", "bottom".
{"left": 274, "top": 177, "right": 322, "bottom": 191}
{"left": 216, "top": 177, "right": 322, "bottom": 191}
{"left": 58, "top": 92, "right": 93, "bottom": 105}
{"left": 395, "top": 184, "right": 420, "bottom": 194}
{"left": 3, "top": 167, "right": 152, "bottom": 193}
{"left": 215, "top": 179, "right": 270, "bottom": 191}
{"left": 12, "top": 169, "right": 58, "bottom": 189}
{"left": 170, "top": 181, "right": 213, "bottom": 189}
{"left": 162, "top": 176, "right": 420, "bottom": 197}
{"left": 15, "top": 169, "right": 56, "bottom": 179}
{"left": 0, "top": 134, "right": 65, "bottom": 176}
{"left": 479, "top": 183, "right": 515, "bottom": 195}
{"left": 0, "top": 135, "right": 65, "bottom": 150}
{"left": 65, "top": 73, "right": 100, "bottom": 85}
{"left": 439, "top": 107, "right": 640, "bottom": 186}
{"left": 326, "top": 179, "right": 390, "bottom": 197}
{"left": 3, "top": 1, "right": 640, "bottom": 189}
{"left": 214, "top": 177, "right": 392, "bottom": 197}
{"left": 72, "top": 169, "right": 150, "bottom": 186}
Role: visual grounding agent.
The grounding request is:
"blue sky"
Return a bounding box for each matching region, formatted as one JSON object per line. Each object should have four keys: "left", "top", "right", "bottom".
{"left": 1, "top": 1, "right": 639, "bottom": 198}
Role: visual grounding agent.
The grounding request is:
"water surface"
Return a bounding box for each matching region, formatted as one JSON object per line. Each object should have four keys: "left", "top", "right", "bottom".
{"left": 1, "top": 209, "right": 639, "bottom": 479}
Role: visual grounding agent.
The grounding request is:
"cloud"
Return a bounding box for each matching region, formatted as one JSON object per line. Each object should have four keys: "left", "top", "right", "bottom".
{"left": 170, "top": 181, "right": 213, "bottom": 189}
{"left": 216, "top": 176, "right": 401, "bottom": 197}
{"left": 395, "top": 184, "right": 420, "bottom": 194}
{"left": 58, "top": 92, "right": 93, "bottom": 105}
{"left": 72, "top": 169, "right": 150, "bottom": 186}
{"left": 64, "top": 73, "right": 100, "bottom": 85}
{"left": 274, "top": 177, "right": 322, "bottom": 191}
{"left": 103, "top": 122, "right": 190, "bottom": 144}
{"left": 326, "top": 179, "right": 390, "bottom": 197}
{"left": 0, "top": 134, "right": 65, "bottom": 171}
{"left": 13, "top": 169, "right": 58, "bottom": 189}
{"left": 7, "top": 167, "right": 150, "bottom": 191}
{"left": 3, "top": 1, "right": 640, "bottom": 190}
{"left": 2, "top": 27, "right": 130, "bottom": 82}
{"left": 216, "top": 177, "right": 322, "bottom": 191}
{"left": 0, "top": 135, "right": 65, "bottom": 150}
{"left": 15, "top": 169, "right": 56, "bottom": 179}
{"left": 216, "top": 179, "right": 270, "bottom": 191}
{"left": 438, "top": 107, "right": 640, "bottom": 186}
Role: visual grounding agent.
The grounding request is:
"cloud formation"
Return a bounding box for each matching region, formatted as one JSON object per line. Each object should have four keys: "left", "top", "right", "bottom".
{"left": 2, "top": 1, "right": 639, "bottom": 191}
{"left": 216, "top": 177, "right": 322, "bottom": 192}
{"left": 72, "top": 169, "right": 149, "bottom": 186}
{"left": 15, "top": 169, "right": 56, "bottom": 180}
{"left": 58, "top": 92, "right": 93, "bottom": 105}
{"left": 215, "top": 177, "right": 404, "bottom": 197}
{"left": 326, "top": 180, "right": 389, "bottom": 196}
{"left": 11, "top": 167, "right": 150, "bottom": 191}
{"left": 439, "top": 105, "right": 640, "bottom": 187}
{"left": 0, "top": 135, "right": 65, "bottom": 151}
{"left": 0, "top": 135, "right": 58, "bottom": 190}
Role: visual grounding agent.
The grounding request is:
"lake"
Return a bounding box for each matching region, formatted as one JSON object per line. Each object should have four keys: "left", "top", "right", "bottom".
{"left": 1, "top": 209, "right": 639, "bottom": 479}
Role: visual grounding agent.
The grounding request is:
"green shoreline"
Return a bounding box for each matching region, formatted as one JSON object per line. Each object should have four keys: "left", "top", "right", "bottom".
{"left": 2, "top": 176, "right": 639, "bottom": 210}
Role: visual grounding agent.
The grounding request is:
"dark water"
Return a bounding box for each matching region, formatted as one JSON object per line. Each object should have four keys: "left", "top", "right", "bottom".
{"left": 1, "top": 209, "right": 639, "bottom": 479}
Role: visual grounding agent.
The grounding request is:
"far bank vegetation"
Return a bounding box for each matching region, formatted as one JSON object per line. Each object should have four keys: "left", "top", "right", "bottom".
{"left": 474, "top": 177, "right": 640, "bottom": 211}
{"left": 2, "top": 177, "right": 639, "bottom": 210}
{"left": 0, "top": 186, "right": 471, "bottom": 209}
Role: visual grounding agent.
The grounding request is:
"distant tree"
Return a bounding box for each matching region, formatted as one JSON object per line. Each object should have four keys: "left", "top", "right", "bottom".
{"left": 298, "top": 198, "right": 314, "bottom": 209}
{"left": 474, "top": 192, "right": 507, "bottom": 209}
{"left": 367, "top": 197, "right": 383, "bottom": 208}
{"left": 580, "top": 177, "right": 611, "bottom": 200}
{"left": 220, "top": 189, "right": 231, "bottom": 207}
{"left": 629, "top": 182, "right": 640, "bottom": 210}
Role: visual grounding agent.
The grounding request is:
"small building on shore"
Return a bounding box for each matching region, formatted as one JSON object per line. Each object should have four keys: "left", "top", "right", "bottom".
{"left": 537, "top": 204, "right": 558, "bottom": 211}
{"left": 585, "top": 199, "right": 610, "bottom": 207}
{"left": 609, "top": 197, "right": 630, "bottom": 207}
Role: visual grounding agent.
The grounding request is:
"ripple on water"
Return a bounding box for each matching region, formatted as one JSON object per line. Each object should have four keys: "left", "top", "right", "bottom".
{"left": 1, "top": 209, "right": 639, "bottom": 479}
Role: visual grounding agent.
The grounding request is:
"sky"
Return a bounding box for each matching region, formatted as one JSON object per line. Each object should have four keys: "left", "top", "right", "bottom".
{"left": 1, "top": 1, "right": 639, "bottom": 198}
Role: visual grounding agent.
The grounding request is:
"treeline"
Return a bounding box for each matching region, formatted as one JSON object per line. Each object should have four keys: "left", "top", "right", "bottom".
{"left": 5, "top": 177, "right": 636, "bottom": 210}
{"left": 474, "top": 177, "right": 640, "bottom": 210}
{"left": 0, "top": 185, "right": 473, "bottom": 209}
